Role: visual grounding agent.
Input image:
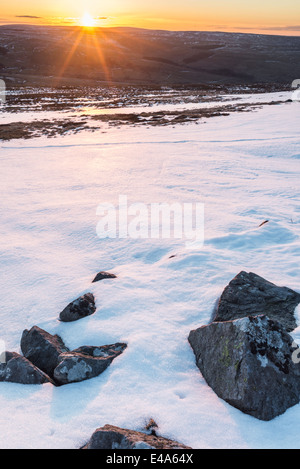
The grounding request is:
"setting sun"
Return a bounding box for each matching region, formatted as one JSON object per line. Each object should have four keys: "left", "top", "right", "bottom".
{"left": 80, "top": 12, "right": 96, "bottom": 28}
{"left": 1, "top": 1, "right": 300, "bottom": 35}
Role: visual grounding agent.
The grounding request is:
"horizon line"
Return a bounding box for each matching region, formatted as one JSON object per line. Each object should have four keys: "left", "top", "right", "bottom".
{"left": 0, "top": 21, "right": 300, "bottom": 38}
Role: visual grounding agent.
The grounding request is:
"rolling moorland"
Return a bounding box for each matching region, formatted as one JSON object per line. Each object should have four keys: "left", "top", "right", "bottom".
{"left": 0, "top": 24, "right": 300, "bottom": 87}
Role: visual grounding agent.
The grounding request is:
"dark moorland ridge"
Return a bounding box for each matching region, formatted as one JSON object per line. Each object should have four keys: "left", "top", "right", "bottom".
{"left": 0, "top": 24, "right": 300, "bottom": 87}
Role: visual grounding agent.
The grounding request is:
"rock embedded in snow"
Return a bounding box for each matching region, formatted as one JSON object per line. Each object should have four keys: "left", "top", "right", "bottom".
{"left": 20, "top": 326, "right": 70, "bottom": 377}
{"left": 59, "top": 293, "right": 96, "bottom": 322}
{"left": 53, "top": 343, "right": 127, "bottom": 385}
{"left": 18, "top": 326, "right": 127, "bottom": 386}
{"left": 0, "top": 351, "right": 54, "bottom": 385}
{"left": 92, "top": 271, "right": 117, "bottom": 283}
{"left": 188, "top": 315, "right": 300, "bottom": 421}
{"left": 82, "top": 424, "right": 192, "bottom": 449}
{"left": 213, "top": 271, "right": 300, "bottom": 332}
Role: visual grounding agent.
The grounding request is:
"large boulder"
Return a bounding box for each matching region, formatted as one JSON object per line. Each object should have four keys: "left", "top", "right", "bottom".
{"left": 0, "top": 351, "right": 54, "bottom": 385}
{"left": 213, "top": 271, "right": 300, "bottom": 331}
{"left": 20, "top": 326, "right": 70, "bottom": 377}
{"left": 53, "top": 343, "right": 127, "bottom": 385}
{"left": 188, "top": 315, "right": 300, "bottom": 421}
{"left": 59, "top": 293, "right": 96, "bottom": 322}
{"left": 83, "top": 424, "right": 192, "bottom": 449}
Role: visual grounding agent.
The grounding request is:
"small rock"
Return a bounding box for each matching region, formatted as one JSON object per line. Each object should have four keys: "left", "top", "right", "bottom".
{"left": 92, "top": 272, "right": 117, "bottom": 283}
{"left": 20, "top": 326, "right": 70, "bottom": 378}
{"left": 189, "top": 315, "right": 300, "bottom": 421}
{"left": 53, "top": 343, "right": 127, "bottom": 385}
{"left": 0, "top": 351, "right": 54, "bottom": 385}
{"left": 59, "top": 293, "right": 96, "bottom": 322}
{"left": 82, "top": 424, "right": 192, "bottom": 449}
{"left": 213, "top": 271, "right": 300, "bottom": 331}
{"left": 145, "top": 418, "right": 159, "bottom": 436}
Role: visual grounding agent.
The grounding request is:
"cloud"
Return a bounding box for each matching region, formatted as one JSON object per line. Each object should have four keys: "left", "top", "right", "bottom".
{"left": 265, "top": 25, "right": 300, "bottom": 31}
{"left": 237, "top": 24, "right": 300, "bottom": 32}
{"left": 15, "top": 15, "right": 42, "bottom": 19}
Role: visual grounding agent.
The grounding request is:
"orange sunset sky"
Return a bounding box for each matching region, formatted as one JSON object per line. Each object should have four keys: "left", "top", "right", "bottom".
{"left": 1, "top": 0, "right": 300, "bottom": 35}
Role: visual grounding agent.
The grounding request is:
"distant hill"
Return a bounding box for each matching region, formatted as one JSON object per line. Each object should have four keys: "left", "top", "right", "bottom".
{"left": 0, "top": 24, "right": 300, "bottom": 87}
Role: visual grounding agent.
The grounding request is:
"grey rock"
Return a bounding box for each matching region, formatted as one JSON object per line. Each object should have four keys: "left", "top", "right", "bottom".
{"left": 20, "top": 326, "right": 69, "bottom": 378}
{"left": 188, "top": 315, "right": 300, "bottom": 421}
{"left": 82, "top": 424, "right": 192, "bottom": 449}
{"left": 213, "top": 271, "right": 300, "bottom": 331}
{"left": 0, "top": 351, "right": 54, "bottom": 385}
{"left": 92, "top": 272, "right": 117, "bottom": 283}
{"left": 53, "top": 343, "right": 127, "bottom": 385}
{"left": 59, "top": 293, "right": 96, "bottom": 322}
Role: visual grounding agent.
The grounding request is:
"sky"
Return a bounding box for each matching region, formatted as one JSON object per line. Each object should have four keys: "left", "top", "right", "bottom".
{"left": 1, "top": 0, "right": 300, "bottom": 35}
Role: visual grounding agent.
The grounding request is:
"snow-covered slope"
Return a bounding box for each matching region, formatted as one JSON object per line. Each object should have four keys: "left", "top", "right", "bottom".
{"left": 0, "top": 99, "right": 299, "bottom": 448}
